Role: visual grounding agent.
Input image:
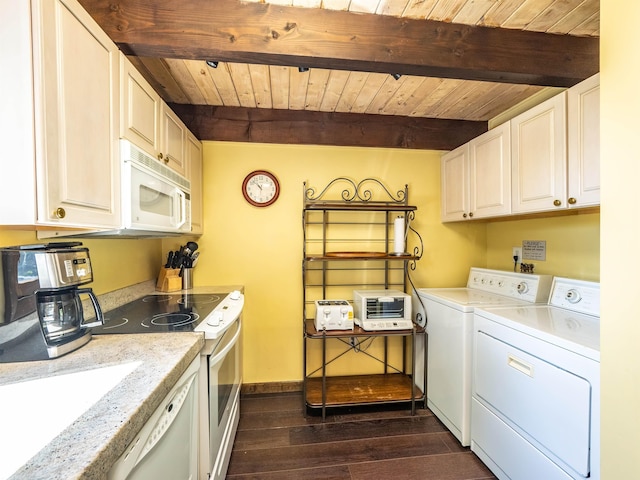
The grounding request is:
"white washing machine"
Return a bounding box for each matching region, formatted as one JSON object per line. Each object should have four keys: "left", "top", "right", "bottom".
{"left": 412, "top": 267, "right": 553, "bottom": 446}
{"left": 471, "top": 277, "right": 600, "bottom": 480}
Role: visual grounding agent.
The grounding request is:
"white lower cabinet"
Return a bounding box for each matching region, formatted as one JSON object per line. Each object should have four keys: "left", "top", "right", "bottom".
{"left": 441, "top": 122, "right": 510, "bottom": 222}
{"left": 2, "top": 0, "right": 120, "bottom": 228}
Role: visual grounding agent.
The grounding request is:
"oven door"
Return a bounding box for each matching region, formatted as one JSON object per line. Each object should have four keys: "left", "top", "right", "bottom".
{"left": 206, "top": 318, "right": 242, "bottom": 480}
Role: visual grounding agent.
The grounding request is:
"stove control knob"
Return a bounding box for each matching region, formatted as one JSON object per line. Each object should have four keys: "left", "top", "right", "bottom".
{"left": 230, "top": 290, "right": 241, "bottom": 301}
{"left": 516, "top": 282, "right": 529, "bottom": 294}
{"left": 207, "top": 310, "right": 224, "bottom": 327}
{"left": 565, "top": 289, "right": 582, "bottom": 304}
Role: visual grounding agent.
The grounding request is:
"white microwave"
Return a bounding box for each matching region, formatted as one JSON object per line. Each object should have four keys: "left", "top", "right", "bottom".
{"left": 120, "top": 140, "right": 192, "bottom": 235}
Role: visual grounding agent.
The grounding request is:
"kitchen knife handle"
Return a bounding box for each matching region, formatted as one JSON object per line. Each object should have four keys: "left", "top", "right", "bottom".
{"left": 165, "top": 251, "right": 174, "bottom": 268}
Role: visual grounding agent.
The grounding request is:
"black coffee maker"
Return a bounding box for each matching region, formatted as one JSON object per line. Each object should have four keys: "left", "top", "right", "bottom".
{"left": 0, "top": 242, "right": 104, "bottom": 362}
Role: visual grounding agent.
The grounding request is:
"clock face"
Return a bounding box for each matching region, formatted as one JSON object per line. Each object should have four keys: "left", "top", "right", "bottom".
{"left": 242, "top": 170, "right": 280, "bottom": 207}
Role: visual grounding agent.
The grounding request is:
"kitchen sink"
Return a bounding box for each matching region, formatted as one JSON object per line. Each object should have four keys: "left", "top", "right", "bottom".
{"left": 0, "top": 361, "right": 142, "bottom": 479}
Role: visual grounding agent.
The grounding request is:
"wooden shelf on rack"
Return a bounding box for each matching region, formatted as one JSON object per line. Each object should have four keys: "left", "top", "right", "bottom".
{"left": 305, "top": 319, "right": 422, "bottom": 338}
{"left": 305, "top": 374, "right": 423, "bottom": 407}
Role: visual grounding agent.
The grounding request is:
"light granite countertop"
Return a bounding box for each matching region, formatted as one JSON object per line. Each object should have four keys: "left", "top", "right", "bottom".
{"left": 0, "top": 283, "right": 242, "bottom": 480}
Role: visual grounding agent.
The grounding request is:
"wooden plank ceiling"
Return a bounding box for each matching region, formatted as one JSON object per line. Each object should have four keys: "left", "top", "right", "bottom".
{"left": 79, "top": 0, "right": 599, "bottom": 150}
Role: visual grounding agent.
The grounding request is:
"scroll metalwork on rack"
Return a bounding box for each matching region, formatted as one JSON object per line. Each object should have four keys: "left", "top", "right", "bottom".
{"left": 304, "top": 177, "right": 408, "bottom": 206}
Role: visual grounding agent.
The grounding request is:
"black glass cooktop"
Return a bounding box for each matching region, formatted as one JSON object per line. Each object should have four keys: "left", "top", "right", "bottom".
{"left": 92, "top": 293, "right": 223, "bottom": 334}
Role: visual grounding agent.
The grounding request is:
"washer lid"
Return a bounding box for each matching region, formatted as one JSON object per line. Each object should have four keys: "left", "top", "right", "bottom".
{"left": 416, "top": 288, "right": 530, "bottom": 312}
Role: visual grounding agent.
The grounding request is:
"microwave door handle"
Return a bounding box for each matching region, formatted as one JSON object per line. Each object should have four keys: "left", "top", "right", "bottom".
{"left": 175, "top": 189, "right": 187, "bottom": 229}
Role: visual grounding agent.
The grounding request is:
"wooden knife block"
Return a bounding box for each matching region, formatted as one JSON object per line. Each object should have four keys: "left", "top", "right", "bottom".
{"left": 156, "top": 267, "right": 182, "bottom": 292}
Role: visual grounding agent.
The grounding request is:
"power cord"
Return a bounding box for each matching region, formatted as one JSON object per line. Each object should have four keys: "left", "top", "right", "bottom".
{"left": 513, "top": 254, "right": 519, "bottom": 272}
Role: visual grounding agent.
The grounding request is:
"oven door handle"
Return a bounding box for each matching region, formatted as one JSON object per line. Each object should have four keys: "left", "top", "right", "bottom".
{"left": 210, "top": 321, "right": 241, "bottom": 366}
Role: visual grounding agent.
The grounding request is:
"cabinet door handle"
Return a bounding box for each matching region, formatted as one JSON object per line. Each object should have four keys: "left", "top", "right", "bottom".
{"left": 157, "top": 152, "right": 164, "bottom": 160}
{"left": 568, "top": 197, "right": 577, "bottom": 205}
{"left": 468, "top": 212, "right": 474, "bottom": 218}
{"left": 553, "top": 199, "right": 562, "bottom": 207}
{"left": 53, "top": 207, "right": 66, "bottom": 219}
{"left": 507, "top": 354, "right": 534, "bottom": 377}
{"left": 462, "top": 213, "right": 467, "bottom": 218}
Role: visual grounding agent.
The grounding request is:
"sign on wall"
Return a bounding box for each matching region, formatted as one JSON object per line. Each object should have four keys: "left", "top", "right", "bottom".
{"left": 523, "top": 240, "right": 546, "bottom": 261}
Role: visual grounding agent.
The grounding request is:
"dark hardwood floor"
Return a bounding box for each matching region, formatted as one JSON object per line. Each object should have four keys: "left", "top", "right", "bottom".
{"left": 227, "top": 392, "right": 497, "bottom": 479}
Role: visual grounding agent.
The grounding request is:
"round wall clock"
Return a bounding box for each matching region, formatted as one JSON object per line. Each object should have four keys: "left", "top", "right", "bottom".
{"left": 242, "top": 170, "right": 280, "bottom": 207}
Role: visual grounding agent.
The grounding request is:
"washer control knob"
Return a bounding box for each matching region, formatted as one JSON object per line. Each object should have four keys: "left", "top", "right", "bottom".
{"left": 516, "top": 282, "right": 529, "bottom": 294}
{"left": 565, "top": 289, "right": 582, "bottom": 303}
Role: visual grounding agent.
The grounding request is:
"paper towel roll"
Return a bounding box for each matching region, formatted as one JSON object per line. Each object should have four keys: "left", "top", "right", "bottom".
{"left": 393, "top": 216, "right": 405, "bottom": 254}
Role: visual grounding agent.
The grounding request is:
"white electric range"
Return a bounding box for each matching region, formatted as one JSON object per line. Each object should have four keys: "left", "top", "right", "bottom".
{"left": 94, "top": 290, "right": 244, "bottom": 480}
{"left": 412, "top": 267, "right": 553, "bottom": 446}
{"left": 471, "top": 277, "right": 600, "bottom": 480}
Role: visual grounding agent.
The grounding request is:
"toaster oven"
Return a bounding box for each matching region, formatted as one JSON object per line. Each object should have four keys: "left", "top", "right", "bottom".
{"left": 353, "top": 289, "right": 413, "bottom": 331}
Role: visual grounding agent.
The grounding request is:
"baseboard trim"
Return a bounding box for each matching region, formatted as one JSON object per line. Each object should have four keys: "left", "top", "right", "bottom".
{"left": 241, "top": 381, "right": 303, "bottom": 395}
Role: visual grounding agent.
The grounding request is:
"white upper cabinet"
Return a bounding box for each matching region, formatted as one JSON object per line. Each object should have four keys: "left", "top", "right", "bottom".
{"left": 469, "top": 122, "right": 511, "bottom": 219}
{"left": 441, "top": 73, "right": 599, "bottom": 222}
{"left": 567, "top": 73, "right": 600, "bottom": 208}
{"left": 161, "top": 106, "right": 187, "bottom": 176}
{"left": 120, "top": 55, "right": 187, "bottom": 177}
{"left": 1, "top": 0, "right": 120, "bottom": 228}
{"left": 1, "top": 0, "right": 37, "bottom": 225}
{"left": 186, "top": 132, "right": 203, "bottom": 235}
{"left": 510, "top": 93, "right": 567, "bottom": 214}
{"left": 441, "top": 122, "right": 510, "bottom": 222}
{"left": 441, "top": 143, "right": 469, "bottom": 222}
{"left": 120, "top": 55, "right": 161, "bottom": 156}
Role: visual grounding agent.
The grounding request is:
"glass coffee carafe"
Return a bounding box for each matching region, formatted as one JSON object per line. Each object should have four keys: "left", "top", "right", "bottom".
{"left": 36, "top": 288, "right": 103, "bottom": 344}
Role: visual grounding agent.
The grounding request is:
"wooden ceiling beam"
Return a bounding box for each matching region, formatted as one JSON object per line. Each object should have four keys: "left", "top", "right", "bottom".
{"left": 79, "top": 0, "right": 598, "bottom": 88}
{"left": 168, "top": 104, "right": 487, "bottom": 150}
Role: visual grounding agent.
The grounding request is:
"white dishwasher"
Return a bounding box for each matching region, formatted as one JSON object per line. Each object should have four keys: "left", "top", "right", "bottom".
{"left": 471, "top": 277, "right": 600, "bottom": 480}
{"left": 109, "top": 355, "right": 200, "bottom": 480}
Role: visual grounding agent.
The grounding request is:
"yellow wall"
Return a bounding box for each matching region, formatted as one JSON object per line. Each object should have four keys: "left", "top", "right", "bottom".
{"left": 0, "top": 230, "right": 161, "bottom": 295}
{"left": 178, "top": 141, "right": 602, "bottom": 384}
{"left": 601, "top": 0, "right": 640, "bottom": 476}
{"left": 187, "top": 141, "right": 488, "bottom": 383}
{"left": 486, "top": 213, "right": 600, "bottom": 280}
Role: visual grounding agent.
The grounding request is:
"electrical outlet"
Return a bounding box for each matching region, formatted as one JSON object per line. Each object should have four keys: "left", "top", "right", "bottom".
{"left": 512, "top": 246, "right": 523, "bottom": 262}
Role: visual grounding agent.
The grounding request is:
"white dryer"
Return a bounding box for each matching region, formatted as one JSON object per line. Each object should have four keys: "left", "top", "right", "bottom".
{"left": 471, "top": 277, "right": 600, "bottom": 480}
{"left": 412, "top": 267, "right": 552, "bottom": 446}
